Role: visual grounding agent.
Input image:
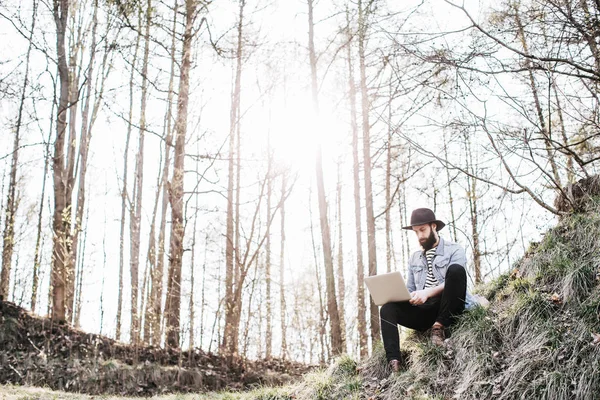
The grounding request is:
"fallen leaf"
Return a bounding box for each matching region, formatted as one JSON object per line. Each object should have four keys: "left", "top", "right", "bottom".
{"left": 550, "top": 292, "right": 562, "bottom": 304}
{"left": 591, "top": 332, "right": 600, "bottom": 345}
{"left": 510, "top": 269, "right": 522, "bottom": 280}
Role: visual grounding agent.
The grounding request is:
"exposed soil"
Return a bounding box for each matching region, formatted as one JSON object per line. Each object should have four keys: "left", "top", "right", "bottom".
{"left": 0, "top": 300, "right": 315, "bottom": 396}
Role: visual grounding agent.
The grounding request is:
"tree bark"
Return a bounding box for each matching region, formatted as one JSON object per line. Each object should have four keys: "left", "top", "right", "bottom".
{"left": 346, "top": 16, "right": 368, "bottom": 359}
{"left": 385, "top": 77, "right": 393, "bottom": 274}
{"left": 307, "top": 0, "right": 343, "bottom": 357}
{"left": 117, "top": 18, "right": 141, "bottom": 340}
{"left": 443, "top": 131, "right": 459, "bottom": 242}
{"left": 0, "top": 0, "right": 37, "bottom": 301}
{"left": 336, "top": 160, "right": 347, "bottom": 352}
{"left": 32, "top": 69, "right": 54, "bottom": 313}
{"left": 358, "top": 0, "right": 380, "bottom": 342}
{"left": 129, "top": 0, "right": 152, "bottom": 346}
{"left": 308, "top": 186, "right": 327, "bottom": 364}
{"left": 164, "top": 0, "right": 196, "bottom": 349}
{"left": 222, "top": 0, "right": 245, "bottom": 357}
{"left": 64, "top": 7, "right": 83, "bottom": 319}
{"left": 279, "top": 173, "right": 288, "bottom": 359}
{"left": 71, "top": 0, "right": 103, "bottom": 328}
{"left": 149, "top": 0, "right": 178, "bottom": 346}
{"left": 50, "top": 0, "right": 71, "bottom": 323}
{"left": 464, "top": 133, "right": 482, "bottom": 283}
{"left": 265, "top": 134, "right": 272, "bottom": 359}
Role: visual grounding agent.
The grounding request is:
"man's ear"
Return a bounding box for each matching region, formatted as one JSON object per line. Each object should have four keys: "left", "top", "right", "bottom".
{"left": 431, "top": 222, "right": 437, "bottom": 232}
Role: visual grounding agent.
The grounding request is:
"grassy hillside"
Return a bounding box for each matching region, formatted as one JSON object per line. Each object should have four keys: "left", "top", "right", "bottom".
{"left": 217, "top": 198, "right": 600, "bottom": 400}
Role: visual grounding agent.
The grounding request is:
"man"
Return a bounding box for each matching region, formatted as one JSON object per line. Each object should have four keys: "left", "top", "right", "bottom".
{"left": 380, "top": 208, "right": 476, "bottom": 373}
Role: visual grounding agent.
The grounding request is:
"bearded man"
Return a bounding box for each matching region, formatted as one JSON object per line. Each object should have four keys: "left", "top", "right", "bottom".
{"left": 380, "top": 208, "right": 476, "bottom": 372}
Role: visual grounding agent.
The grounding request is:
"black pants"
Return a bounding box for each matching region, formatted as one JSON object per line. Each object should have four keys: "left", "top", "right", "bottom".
{"left": 380, "top": 264, "right": 467, "bottom": 362}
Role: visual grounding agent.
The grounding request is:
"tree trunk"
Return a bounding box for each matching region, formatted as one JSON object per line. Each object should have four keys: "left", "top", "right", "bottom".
{"left": 164, "top": 0, "right": 195, "bottom": 349}
{"left": 32, "top": 68, "right": 54, "bottom": 313}
{"left": 336, "top": 160, "right": 347, "bottom": 352}
{"left": 188, "top": 138, "right": 201, "bottom": 350}
{"left": 279, "top": 173, "right": 288, "bottom": 359}
{"left": 265, "top": 135, "right": 272, "bottom": 359}
{"left": 443, "top": 131, "right": 459, "bottom": 242}
{"left": 200, "top": 233, "right": 208, "bottom": 346}
{"left": 308, "top": 186, "right": 326, "bottom": 364}
{"left": 307, "top": 0, "right": 343, "bottom": 357}
{"left": 73, "top": 198, "right": 90, "bottom": 327}
{"left": 64, "top": 7, "right": 83, "bottom": 320}
{"left": 465, "top": 134, "right": 482, "bottom": 283}
{"left": 117, "top": 21, "right": 141, "bottom": 340}
{"left": 346, "top": 15, "right": 368, "bottom": 359}
{"left": 71, "top": 0, "right": 101, "bottom": 327}
{"left": 552, "top": 77, "right": 575, "bottom": 183}
{"left": 149, "top": 1, "right": 178, "bottom": 346}
{"left": 222, "top": 0, "right": 245, "bottom": 357}
{"left": 129, "top": 0, "right": 152, "bottom": 346}
{"left": 385, "top": 78, "right": 393, "bottom": 274}
{"left": 50, "top": 0, "right": 71, "bottom": 323}
{"left": 0, "top": 0, "right": 37, "bottom": 300}
{"left": 358, "top": 0, "right": 380, "bottom": 342}
{"left": 242, "top": 257, "right": 259, "bottom": 358}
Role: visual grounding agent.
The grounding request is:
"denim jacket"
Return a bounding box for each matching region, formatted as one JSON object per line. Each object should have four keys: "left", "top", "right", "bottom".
{"left": 406, "top": 237, "right": 477, "bottom": 309}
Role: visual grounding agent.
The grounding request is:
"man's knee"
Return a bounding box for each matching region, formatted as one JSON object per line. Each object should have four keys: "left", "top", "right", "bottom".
{"left": 380, "top": 303, "right": 394, "bottom": 318}
{"left": 446, "top": 264, "right": 466, "bottom": 279}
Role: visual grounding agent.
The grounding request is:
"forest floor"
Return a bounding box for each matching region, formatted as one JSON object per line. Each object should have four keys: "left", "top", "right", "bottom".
{"left": 0, "top": 299, "right": 314, "bottom": 397}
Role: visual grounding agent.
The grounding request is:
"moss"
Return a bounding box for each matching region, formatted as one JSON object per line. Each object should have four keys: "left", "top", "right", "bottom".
{"left": 341, "top": 376, "right": 362, "bottom": 393}
{"left": 478, "top": 273, "right": 510, "bottom": 300}
{"left": 509, "top": 276, "right": 533, "bottom": 293}
{"left": 329, "top": 354, "right": 357, "bottom": 379}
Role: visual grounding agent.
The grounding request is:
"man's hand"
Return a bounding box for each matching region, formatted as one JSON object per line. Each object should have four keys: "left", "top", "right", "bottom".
{"left": 409, "top": 290, "right": 429, "bottom": 305}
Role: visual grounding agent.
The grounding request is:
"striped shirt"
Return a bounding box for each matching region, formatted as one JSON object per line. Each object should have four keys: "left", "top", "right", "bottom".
{"left": 424, "top": 247, "right": 439, "bottom": 289}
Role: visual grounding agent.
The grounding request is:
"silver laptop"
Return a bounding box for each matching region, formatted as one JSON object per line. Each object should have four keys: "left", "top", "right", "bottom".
{"left": 365, "top": 271, "right": 412, "bottom": 306}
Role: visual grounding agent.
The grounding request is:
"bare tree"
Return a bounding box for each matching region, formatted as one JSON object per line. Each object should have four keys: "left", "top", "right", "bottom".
{"left": 129, "top": 0, "right": 153, "bottom": 346}
{"left": 346, "top": 13, "right": 368, "bottom": 359}
{"left": 164, "top": 0, "right": 198, "bottom": 349}
{"left": 50, "top": 0, "right": 72, "bottom": 322}
{"left": 307, "top": 0, "right": 343, "bottom": 357}
{"left": 357, "top": 0, "right": 380, "bottom": 341}
{"left": 265, "top": 132, "right": 273, "bottom": 358}
{"left": 279, "top": 172, "right": 288, "bottom": 359}
{"left": 222, "top": 0, "right": 245, "bottom": 357}
{"left": 148, "top": 0, "right": 179, "bottom": 346}
{"left": 117, "top": 12, "right": 141, "bottom": 340}
{"left": 336, "top": 159, "right": 347, "bottom": 352}
{"left": 0, "top": 0, "right": 38, "bottom": 301}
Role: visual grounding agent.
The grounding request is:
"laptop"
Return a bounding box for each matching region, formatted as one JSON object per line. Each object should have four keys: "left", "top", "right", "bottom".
{"left": 365, "top": 271, "right": 412, "bottom": 306}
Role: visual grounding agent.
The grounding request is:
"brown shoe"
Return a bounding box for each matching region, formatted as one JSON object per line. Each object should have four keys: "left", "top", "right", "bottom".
{"left": 388, "top": 359, "right": 400, "bottom": 373}
{"left": 431, "top": 325, "right": 446, "bottom": 346}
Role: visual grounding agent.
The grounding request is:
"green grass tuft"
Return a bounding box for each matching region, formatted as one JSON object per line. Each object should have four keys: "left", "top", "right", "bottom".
{"left": 478, "top": 272, "right": 510, "bottom": 301}
{"left": 329, "top": 354, "right": 357, "bottom": 379}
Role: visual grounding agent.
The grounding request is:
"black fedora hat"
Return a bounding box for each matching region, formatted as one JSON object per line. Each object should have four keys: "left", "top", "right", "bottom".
{"left": 402, "top": 208, "right": 446, "bottom": 231}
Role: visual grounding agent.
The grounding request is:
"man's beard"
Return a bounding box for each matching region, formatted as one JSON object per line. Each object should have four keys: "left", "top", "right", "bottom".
{"left": 420, "top": 228, "right": 437, "bottom": 251}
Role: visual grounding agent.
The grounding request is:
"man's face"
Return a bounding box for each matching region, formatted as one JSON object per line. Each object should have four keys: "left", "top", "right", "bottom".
{"left": 413, "top": 223, "right": 437, "bottom": 250}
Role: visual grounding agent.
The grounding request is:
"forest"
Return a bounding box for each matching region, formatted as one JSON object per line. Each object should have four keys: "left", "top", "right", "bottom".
{"left": 0, "top": 0, "right": 599, "bottom": 393}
